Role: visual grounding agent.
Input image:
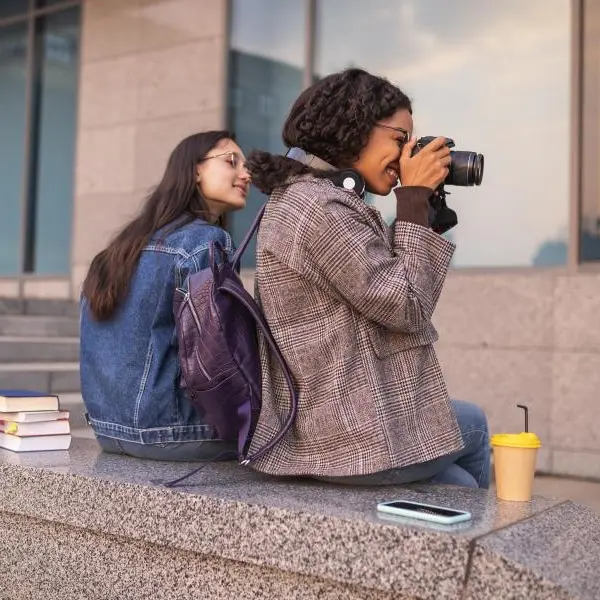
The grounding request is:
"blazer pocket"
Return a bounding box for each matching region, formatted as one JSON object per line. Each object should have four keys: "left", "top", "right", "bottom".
{"left": 367, "top": 324, "right": 438, "bottom": 359}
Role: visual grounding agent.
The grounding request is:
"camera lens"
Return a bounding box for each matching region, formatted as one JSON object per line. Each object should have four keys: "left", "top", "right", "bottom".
{"left": 448, "top": 151, "right": 484, "bottom": 186}
{"left": 472, "top": 153, "right": 484, "bottom": 186}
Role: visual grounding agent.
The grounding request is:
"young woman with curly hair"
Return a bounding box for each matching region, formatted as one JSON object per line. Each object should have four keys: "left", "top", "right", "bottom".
{"left": 246, "top": 68, "right": 490, "bottom": 488}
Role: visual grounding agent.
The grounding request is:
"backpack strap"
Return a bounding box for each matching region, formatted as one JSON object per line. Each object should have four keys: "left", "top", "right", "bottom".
{"left": 231, "top": 204, "right": 266, "bottom": 271}
{"left": 228, "top": 202, "right": 297, "bottom": 464}
{"left": 219, "top": 278, "right": 298, "bottom": 464}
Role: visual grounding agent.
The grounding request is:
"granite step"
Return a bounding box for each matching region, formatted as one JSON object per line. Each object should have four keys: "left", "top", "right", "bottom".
{"left": 0, "top": 298, "right": 79, "bottom": 317}
{"left": 0, "top": 362, "right": 80, "bottom": 394}
{"left": 0, "top": 337, "right": 79, "bottom": 363}
{"left": 0, "top": 315, "right": 79, "bottom": 338}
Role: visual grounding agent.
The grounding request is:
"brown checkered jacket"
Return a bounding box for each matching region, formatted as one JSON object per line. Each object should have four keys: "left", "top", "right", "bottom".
{"left": 248, "top": 174, "right": 464, "bottom": 476}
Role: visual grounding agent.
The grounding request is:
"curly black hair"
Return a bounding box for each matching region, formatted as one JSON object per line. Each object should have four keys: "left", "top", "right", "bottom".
{"left": 247, "top": 68, "right": 412, "bottom": 194}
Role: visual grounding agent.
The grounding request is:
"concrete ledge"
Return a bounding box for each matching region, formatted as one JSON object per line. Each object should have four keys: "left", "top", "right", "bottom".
{"left": 0, "top": 315, "right": 80, "bottom": 337}
{"left": 0, "top": 337, "right": 79, "bottom": 363}
{"left": 0, "top": 297, "right": 79, "bottom": 317}
{"left": 1, "top": 439, "right": 599, "bottom": 600}
{"left": 0, "top": 363, "right": 80, "bottom": 394}
{"left": 465, "top": 501, "right": 600, "bottom": 600}
{"left": 1, "top": 513, "right": 393, "bottom": 600}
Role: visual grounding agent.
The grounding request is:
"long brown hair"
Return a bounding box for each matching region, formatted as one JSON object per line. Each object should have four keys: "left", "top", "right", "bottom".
{"left": 82, "top": 130, "right": 233, "bottom": 321}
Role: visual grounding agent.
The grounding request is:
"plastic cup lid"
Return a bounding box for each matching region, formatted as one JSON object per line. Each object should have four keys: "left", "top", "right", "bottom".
{"left": 490, "top": 432, "right": 541, "bottom": 449}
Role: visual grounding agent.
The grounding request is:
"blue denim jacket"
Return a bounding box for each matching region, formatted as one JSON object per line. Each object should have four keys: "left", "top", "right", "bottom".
{"left": 80, "top": 219, "right": 234, "bottom": 444}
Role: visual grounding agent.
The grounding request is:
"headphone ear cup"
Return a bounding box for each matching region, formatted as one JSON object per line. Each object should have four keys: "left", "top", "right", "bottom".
{"left": 328, "top": 169, "right": 366, "bottom": 198}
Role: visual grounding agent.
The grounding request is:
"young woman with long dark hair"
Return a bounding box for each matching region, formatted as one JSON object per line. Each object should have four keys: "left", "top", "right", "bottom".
{"left": 80, "top": 131, "right": 250, "bottom": 460}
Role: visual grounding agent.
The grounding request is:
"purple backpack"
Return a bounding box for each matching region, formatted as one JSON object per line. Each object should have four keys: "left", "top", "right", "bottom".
{"left": 173, "top": 206, "right": 297, "bottom": 465}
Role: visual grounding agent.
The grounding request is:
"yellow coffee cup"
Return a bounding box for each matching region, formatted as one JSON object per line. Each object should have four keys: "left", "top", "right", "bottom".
{"left": 491, "top": 431, "right": 541, "bottom": 502}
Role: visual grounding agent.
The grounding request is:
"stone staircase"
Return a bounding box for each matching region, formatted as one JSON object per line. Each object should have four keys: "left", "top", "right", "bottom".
{"left": 0, "top": 298, "right": 87, "bottom": 433}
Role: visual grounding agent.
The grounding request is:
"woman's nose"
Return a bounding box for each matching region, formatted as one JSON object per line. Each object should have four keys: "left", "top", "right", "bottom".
{"left": 239, "top": 166, "right": 251, "bottom": 181}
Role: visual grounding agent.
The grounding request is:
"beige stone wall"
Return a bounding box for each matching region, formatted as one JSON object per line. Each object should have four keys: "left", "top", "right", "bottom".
{"left": 70, "top": 0, "right": 228, "bottom": 298}
{"left": 435, "top": 271, "right": 600, "bottom": 479}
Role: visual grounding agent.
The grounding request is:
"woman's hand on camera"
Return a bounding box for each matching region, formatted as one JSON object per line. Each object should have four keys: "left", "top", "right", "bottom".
{"left": 399, "top": 136, "right": 451, "bottom": 190}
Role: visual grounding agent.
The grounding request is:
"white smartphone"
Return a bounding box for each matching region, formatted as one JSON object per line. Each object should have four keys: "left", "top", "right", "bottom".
{"left": 377, "top": 500, "right": 472, "bottom": 525}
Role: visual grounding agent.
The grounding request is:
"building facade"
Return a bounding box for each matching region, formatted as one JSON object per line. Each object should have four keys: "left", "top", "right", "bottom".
{"left": 1, "top": 0, "right": 599, "bottom": 478}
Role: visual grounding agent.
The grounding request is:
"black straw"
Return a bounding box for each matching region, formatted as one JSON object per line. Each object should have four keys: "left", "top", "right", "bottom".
{"left": 517, "top": 404, "right": 529, "bottom": 432}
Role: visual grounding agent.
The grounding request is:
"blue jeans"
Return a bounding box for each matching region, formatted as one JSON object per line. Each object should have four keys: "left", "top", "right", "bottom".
{"left": 96, "top": 435, "right": 237, "bottom": 462}
{"left": 320, "top": 400, "right": 491, "bottom": 489}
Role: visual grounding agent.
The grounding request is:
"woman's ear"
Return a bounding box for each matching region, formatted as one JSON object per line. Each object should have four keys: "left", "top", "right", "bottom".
{"left": 195, "top": 164, "right": 202, "bottom": 184}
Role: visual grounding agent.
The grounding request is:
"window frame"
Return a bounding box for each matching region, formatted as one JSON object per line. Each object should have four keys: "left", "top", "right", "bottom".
{"left": 577, "top": 0, "right": 600, "bottom": 267}
{"left": 0, "top": 0, "right": 81, "bottom": 274}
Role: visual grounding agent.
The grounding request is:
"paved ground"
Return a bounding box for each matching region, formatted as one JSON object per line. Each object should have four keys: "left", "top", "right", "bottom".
{"left": 531, "top": 476, "right": 600, "bottom": 513}
{"left": 62, "top": 394, "right": 600, "bottom": 514}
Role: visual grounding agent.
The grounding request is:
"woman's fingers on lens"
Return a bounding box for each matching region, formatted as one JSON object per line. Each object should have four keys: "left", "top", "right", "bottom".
{"left": 440, "top": 155, "right": 452, "bottom": 167}
{"left": 425, "top": 136, "right": 448, "bottom": 152}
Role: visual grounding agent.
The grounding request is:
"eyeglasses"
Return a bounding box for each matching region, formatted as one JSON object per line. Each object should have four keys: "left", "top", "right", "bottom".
{"left": 376, "top": 124, "right": 412, "bottom": 145}
{"left": 200, "top": 151, "right": 247, "bottom": 171}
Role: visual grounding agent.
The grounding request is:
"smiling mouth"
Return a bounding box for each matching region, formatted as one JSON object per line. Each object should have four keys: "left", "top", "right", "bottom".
{"left": 385, "top": 166, "right": 399, "bottom": 185}
{"left": 234, "top": 185, "right": 248, "bottom": 196}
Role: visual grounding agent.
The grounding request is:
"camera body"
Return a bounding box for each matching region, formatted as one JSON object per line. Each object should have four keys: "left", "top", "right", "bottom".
{"left": 412, "top": 136, "right": 484, "bottom": 187}
{"left": 411, "top": 136, "right": 484, "bottom": 234}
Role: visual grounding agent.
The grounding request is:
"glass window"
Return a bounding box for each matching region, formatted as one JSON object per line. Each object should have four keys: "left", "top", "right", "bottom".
{"left": 0, "top": 4, "right": 80, "bottom": 275}
{"left": 0, "top": 22, "right": 28, "bottom": 275}
{"left": 228, "top": 0, "right": 305, "bottom": 268}
{"left": 580, "top": 0, "right": 600, "bottom": 262}
{"left": 31, "top": 7, "right": 80, "bottom": 273}
{"left": 36, "top": 0, "right": 69, "bottom": 7}
{"left": 315, "top": 0, "right": 571, "bottom": 268}
{"left": 0, "top": 1, "right": 28, "bottom": 20}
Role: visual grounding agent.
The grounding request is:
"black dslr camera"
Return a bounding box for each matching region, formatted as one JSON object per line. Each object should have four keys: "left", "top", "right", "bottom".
{"left": 412, "top": 136, "right": 484, "bottom": 234}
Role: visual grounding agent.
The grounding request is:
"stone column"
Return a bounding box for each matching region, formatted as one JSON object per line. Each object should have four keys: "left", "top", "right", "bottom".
{"left": 70, "top": 0, "right": 228, "bottom": 298}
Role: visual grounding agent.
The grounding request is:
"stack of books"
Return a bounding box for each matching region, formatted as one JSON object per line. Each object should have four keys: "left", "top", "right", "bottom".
{"left": 0, "top": 390, "right": 71, "bottom": 452}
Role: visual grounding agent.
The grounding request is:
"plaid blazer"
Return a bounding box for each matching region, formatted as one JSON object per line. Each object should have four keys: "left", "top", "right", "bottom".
{"left": 249, "top": 174, "right": 464, "bottom": 476}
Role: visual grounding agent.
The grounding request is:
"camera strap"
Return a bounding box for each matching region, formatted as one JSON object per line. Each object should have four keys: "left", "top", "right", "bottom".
{"left": 429, "top": 191, "right": 458, "bottom": 234}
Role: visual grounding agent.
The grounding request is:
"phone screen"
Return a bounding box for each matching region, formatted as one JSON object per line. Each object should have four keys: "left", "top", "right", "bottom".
{"left": 383, "top": 501, "right": 465, "bottom": 518}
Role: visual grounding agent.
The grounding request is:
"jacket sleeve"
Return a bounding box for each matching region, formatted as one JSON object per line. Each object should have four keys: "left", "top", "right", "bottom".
{"left": 303, "top": 194, "right": 455, "bottom": 333}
